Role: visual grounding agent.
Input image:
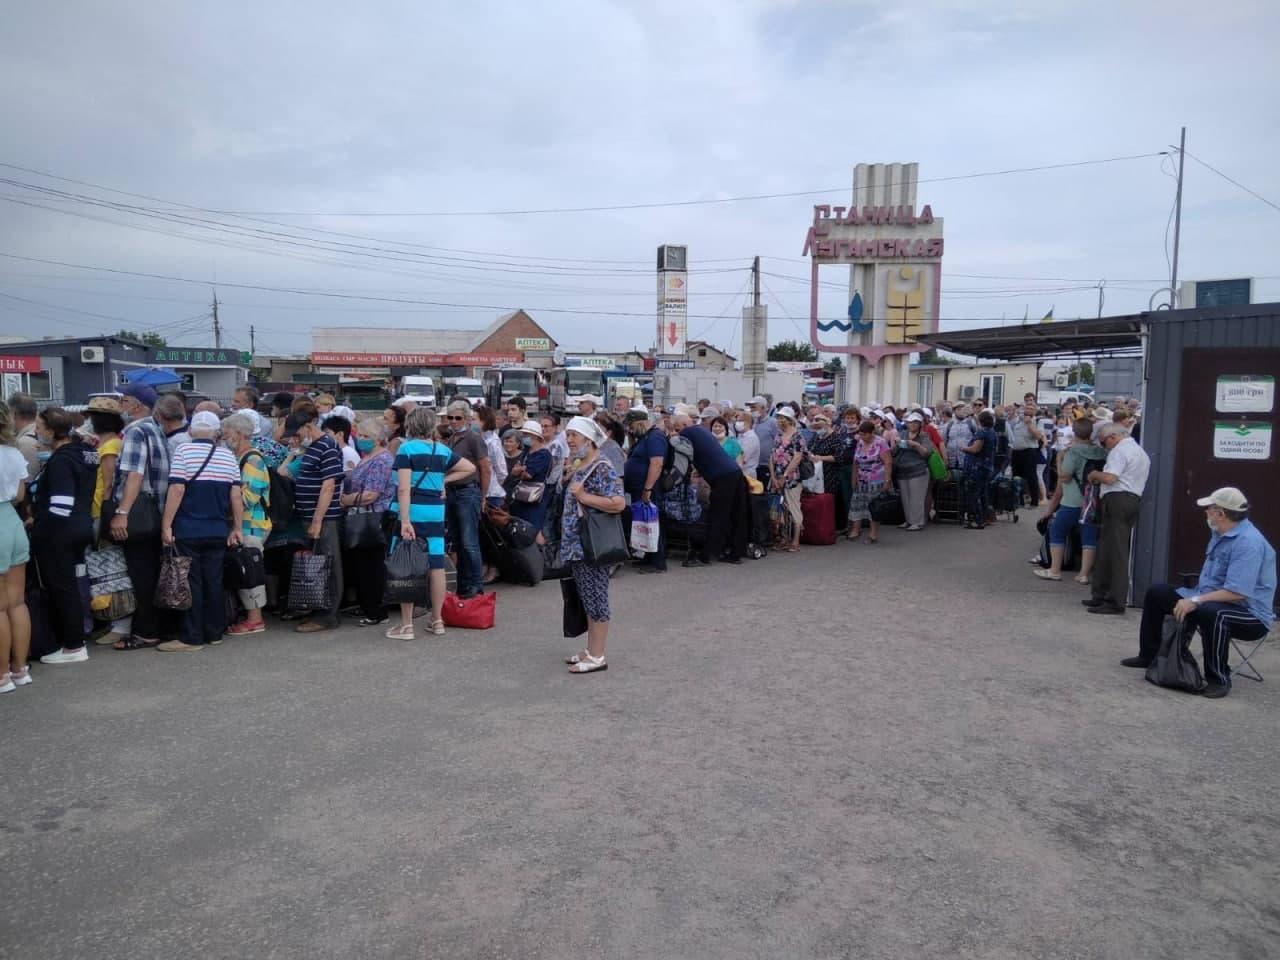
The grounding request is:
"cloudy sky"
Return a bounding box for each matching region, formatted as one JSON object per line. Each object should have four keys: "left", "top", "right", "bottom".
{"left": 1, "top": 0, "right": 1277, "bottom": 358}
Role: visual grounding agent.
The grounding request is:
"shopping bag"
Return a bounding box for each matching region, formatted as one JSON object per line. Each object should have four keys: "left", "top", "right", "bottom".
{"left": 155, "top": 547, "right": 193, "bottom": 611}
{"left": 629, "top": 501, "right": 660, "bottom": 554}
{"left": 91, "top": 589, "right": 137, "bottom": 621}
{"left": 581, "top": 509, "right": 628, "bottom": 567}
{"left": 927, "top": 449, "right": 949, "bottom": 481}
{"left": 801, "top": 462, "right": 825, "bottom": 495}
{"left": 85, "top": 544, "right": 131, "bottom": 597}
{"left": 1145, "top": 617, "right": 1207, "bottom": 693}
{"left": 382, "top": 538, "right": 430, "bottom": 605}
{"left": 561, "top": 578, "right": 588, "bottom": 638}
{"left": 342, "top": 507, "right": 386, "bottom": 550}
{"left": 441, "top": 591, "right": 496, "bottom": 629}
{"left": 287, "top": 547, "right": 332, "bottom": 611}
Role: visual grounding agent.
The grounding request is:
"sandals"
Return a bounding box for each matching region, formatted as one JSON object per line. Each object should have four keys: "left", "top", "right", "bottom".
{"left": 384, "top": 624, "right": 415, "bottom": 641}
{"left": 568, "top": 653, "right": 607, "bottom": 674}
{"left": 1074, "top": 574, "right": 1091, "bottom": 584}
{"left": 430, "top": 619, "right": 446, "bottom": 637}
{"left": 1033, "top": 568, "right": 1061, "bottom": 581}
{"left": 113, "top": 636, "right": 159, "bottom": 651}
{"left": 565, "top": 649, "right": 590, "bottom": 665}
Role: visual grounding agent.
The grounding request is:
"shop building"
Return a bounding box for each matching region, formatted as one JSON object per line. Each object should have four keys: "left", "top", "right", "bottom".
{"left": 908, "top": 361, "right": 1041, "bottom": 408}
{"left": 0, "top": 335, "right": 156, "bottom": 405}
{"left": 149, "top": 346, "right": 251, "bottom": 402}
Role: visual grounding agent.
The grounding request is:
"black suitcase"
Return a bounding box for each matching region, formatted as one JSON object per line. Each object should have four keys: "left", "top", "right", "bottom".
{"left": 989, "top": 477, "right": 1020, "bottom": 521}
{"left": 934, "top": 479, "right": 964, "bottom": 524}
{"left": 496, "top": 543, "right": 544, "bottom": 586}
{"left": 1035, "top": 524, "right": 1082, "bottom": 572}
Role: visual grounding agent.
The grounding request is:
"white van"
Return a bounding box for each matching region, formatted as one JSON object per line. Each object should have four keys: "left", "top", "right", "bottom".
{"left": 399, "top": 375, "right": 436, "bottom": 408}
{"left": 443, "top": 377, "right": 485, "bottom": 407}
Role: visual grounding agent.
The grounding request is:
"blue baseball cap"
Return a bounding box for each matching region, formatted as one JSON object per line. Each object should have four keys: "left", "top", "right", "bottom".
{"left": 120, "top": 383, "right": 158, "bottom": 407}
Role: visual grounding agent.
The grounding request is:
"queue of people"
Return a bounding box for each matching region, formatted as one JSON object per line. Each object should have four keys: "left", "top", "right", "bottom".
{"left": 1, "top": 384, "right": 1270, "bottom": 698}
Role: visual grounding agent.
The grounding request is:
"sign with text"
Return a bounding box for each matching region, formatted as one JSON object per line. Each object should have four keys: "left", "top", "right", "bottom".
{"left": 1213, "top": 421, "right": 1273, "bottom": 460}
{"left": 655, "top": 359, "right": 695, "bottom": 369}
{"left": 0, "top": 355, "right": 41, "bottom": 373}
{"left": 514, "top": 337, "right": 551, "bottom": 351}
{"left": 312, "top": 351, "right": 523, "bottom": 367}
{"left": 1215, "top": 375, "right": 1274, "bottom": 413}
{"left": 657, "top": 244, "right": 688, "bottom": 357}
{"left": 152, "top": 347, "right": 243, "bottom": 365}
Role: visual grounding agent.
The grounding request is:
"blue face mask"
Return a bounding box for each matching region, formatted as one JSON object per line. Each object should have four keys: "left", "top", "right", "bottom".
{"left": 356, "top": 438, "right": 375, "bottom": 454}
{"left": 36, "top": 450, "right": 52, "bottom": 463}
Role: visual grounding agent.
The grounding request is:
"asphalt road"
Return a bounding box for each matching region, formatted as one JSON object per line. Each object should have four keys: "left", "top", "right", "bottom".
{"left": 3, "top": 513, "right": 1278, "bottom": 960}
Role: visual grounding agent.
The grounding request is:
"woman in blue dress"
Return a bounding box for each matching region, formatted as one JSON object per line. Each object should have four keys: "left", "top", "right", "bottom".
{"left": 559, "top": 416, "right": 625, "bottom": 675}
{"left": 386, "top": 407, "right": 475, "bottom": 640}
{"left": 507, "top": 421, "right": 551, "bottom": 536}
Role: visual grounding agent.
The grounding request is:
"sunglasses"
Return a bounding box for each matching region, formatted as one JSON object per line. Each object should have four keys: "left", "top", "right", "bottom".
{"left": 446, "top": 415, "right": 467, "bottom": 421}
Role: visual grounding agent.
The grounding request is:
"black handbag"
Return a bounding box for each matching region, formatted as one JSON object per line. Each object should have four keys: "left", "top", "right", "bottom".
{"left": 868, "top": 490, "right": 905, "bottom": 525}
{"left": 1145, "top": 617, "right": 1207, "bottom": 693}
{"left": 224, "top": 545, "right": 266, "bottom": 591}
{"left": 343, "top": 507, "right": 385, "bottom": 550}
{"left": 576, "top": 460, "right": 627, "bottom": 567}
{"left": 383, "top": 538, "right": 431, "bottom": 605}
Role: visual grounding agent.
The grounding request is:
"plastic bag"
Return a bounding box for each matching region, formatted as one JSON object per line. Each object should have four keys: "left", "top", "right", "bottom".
{"left": 630, "top": 501, "right": 660, "bottom": 554}
{"left": 383, "top": 538, "right": 430, "bottom": 605}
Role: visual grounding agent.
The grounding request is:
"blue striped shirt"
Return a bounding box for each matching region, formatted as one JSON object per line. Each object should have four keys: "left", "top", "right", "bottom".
{"left": 391, "top": 439, "right": 458, "bottom": 524}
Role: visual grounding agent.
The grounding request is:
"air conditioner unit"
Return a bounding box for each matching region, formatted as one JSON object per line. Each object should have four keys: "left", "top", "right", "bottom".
{"left": 959, "top": 385, "right": 977, "bottom": 400}
{"left": 81, "top": 346, "right": 105, "bottom": 364}
{"left": 1055, "top": 373, "right": 1070, "bottom": 387}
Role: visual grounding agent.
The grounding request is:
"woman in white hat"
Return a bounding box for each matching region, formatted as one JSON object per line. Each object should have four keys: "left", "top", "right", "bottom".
{"left": 559, "top": 416, "right": 625, "bottom": 674}
{"left": 508, "top": 419, "right": 552, "bottom": 534}
{"left": 768, "top": 406, "right": 808, "bottom": 552}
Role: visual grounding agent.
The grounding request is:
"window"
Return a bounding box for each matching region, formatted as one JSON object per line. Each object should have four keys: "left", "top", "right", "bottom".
{"left": 980, "top": 374, "right": 1005, "bottom": 406}
{"left": 26, "top": 370, "right": 52, "bottom": 400}
{"left": 698, "top": 348, "right": 707, "bottom": 357}
{"left": 916, "top": 374, "right": 934, "bottom": 407}
{"left": 180, "top": 373, "right": 197, "bottom": 391}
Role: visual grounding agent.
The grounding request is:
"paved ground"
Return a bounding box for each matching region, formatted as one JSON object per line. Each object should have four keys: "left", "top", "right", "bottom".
{"left": 3, "top": 512, "right": 1278, "bottom": 960}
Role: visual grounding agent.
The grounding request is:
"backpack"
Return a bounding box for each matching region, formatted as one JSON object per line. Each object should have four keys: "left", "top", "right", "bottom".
{"left": 240, "top": 449, "right": 294, "bottom": 530}
{"left": 660, "top": 435, "right": 695, "bottom": 492}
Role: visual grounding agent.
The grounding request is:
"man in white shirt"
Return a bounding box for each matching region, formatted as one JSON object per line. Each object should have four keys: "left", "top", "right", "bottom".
{"left": 1082, "top": 422, "right": 1151, "bottom": 615}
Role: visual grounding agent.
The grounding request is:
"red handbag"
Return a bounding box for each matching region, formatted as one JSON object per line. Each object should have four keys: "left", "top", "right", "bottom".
{"left": 441, "top": 591, "right": 496, "bottom": 629}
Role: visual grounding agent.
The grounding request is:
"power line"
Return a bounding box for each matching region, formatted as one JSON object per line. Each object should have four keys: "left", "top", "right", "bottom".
{"left": 0, "top": 152, "right": 1164, "bottom": 218}
{"left": 1183, "top": 151, "right": 1280, "bottom": 214}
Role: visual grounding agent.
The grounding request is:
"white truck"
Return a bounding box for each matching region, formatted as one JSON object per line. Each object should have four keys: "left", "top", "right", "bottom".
{"left": 443, "top": 376, "right": 485, "bottom": 408}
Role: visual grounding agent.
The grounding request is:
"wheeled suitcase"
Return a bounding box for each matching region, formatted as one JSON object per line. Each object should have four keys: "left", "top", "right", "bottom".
{"left": 1035, "top": 524, "right": 1082, "bottom": 572}
{"left": 933, "top": 478, "right": 964, "bottom": 524}
{"left": 989, "top": 477, "right": 1020, "bottom": 521}
{"left": 747, "top": 493, "right": 771, "bottom": 559}
{"left": 800, "top": 492, "right": 837, "bottom": 545}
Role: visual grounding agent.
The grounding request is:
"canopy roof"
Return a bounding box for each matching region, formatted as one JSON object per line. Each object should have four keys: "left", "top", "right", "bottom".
{"left": 915, "top": 314, "right": 1144, "bottom": 362}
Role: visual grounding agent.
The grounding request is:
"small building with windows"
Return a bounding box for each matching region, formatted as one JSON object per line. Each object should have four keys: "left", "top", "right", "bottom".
{"left": 148, "top": 345, "right": 252, "bottom": 403}
{"left": 0, "top": 335, "right": 157, "bottom": 406}
{"left": 908, "top": 360, "right": 1041, "bottom": 408}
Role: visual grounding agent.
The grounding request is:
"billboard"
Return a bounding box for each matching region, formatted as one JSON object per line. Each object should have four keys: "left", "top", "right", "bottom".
{"left": 657, "top": 245, "right": 688, "bottom": 357}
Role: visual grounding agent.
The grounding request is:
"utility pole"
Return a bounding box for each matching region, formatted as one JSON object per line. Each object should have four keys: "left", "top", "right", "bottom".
{"left": 750, "top": 256, "right": 762, "bottom": 396}
{"left": 212, "top": 288, "right": 222, "bottom": 348}
{"left": 249, "top": 324, "right": 255, "bottom": 356}
{"left": 1170, "top": 126, "right": 1186, "bottom": 308}
{"left": 1097, "top": 279, "right": 1105, "bottom": 319}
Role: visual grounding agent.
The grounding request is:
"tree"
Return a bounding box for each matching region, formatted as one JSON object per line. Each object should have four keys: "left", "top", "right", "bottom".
{"left": 768, "top": 339, "right": 818, "bottom": 362}
{"left": 822, "top": 356, "right": 844, "bottom": 378}
{"left": 1064, "top": 361, "right": 1095, "bottom": 386}
{"left": 112, "top": 329, "right": 167, "bottom": 348}
{"left": 917, "top": 348, "right": 961, "bottom": 366}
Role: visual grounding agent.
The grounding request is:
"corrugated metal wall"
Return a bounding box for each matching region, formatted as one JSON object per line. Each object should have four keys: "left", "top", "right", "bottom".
{"left": 1133, "top": 304, "right": 1280, "bottom": 599}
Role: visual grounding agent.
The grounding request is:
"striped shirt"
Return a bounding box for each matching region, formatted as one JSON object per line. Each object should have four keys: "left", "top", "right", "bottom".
{"left": 294, "top": 434, "right": 345, "bottom": 523}
{"left": 238, "top": 449, "right": 273, "bottom": 540}
{"left": 391, "top": 439, "right": 458, "bottom": 524}
{"left": 169, "top": 439, "right": 241, "bottom": 540}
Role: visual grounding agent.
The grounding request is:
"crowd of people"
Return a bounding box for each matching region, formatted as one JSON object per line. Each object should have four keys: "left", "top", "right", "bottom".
{"left": 0, "top": 382, "right": 1270, "bottom": 695}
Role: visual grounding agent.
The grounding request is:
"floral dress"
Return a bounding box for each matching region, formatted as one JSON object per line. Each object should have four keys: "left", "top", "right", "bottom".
{"left": 849, "top": 435, "right": 890, "bottom": 520}
{"left": 558, "top": 457, "right": 624, "bottom": 566}
{"left": 770, "top": 432, "right": 808, "bottom": 488}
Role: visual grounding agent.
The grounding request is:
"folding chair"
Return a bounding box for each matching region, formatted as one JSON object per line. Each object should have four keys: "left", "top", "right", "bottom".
{"left": 1178, "top": 571, "right": 1270, "bottom": 682}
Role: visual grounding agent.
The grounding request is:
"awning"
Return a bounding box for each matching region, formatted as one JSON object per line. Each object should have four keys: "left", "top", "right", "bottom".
{"left": 915, "top": 314, "right": 1144, "bottom": 362}
{"left": 121, "top": 366, "right": 183, "bottom": 386}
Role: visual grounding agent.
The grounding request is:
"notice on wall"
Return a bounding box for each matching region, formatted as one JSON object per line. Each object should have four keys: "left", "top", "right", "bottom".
{"left": 1213, "top": 421, "right": 1273, "bottom": 460}
{"left": 1215, "top": 375, "right": 1274, "bottom": 413}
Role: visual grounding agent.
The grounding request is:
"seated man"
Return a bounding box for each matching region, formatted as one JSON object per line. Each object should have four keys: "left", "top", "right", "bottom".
{"left": 1123, "top": 487, "right": 1276, "bottom": 698}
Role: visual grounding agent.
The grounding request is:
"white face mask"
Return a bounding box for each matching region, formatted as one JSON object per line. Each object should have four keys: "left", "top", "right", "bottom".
{"left": 732, "top": 421, "right": 745, "bottom": 433}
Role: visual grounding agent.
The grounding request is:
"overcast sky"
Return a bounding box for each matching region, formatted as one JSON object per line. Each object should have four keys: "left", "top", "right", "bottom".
{"left": 1, "top": 0, "right": 1277, "bottom": 358}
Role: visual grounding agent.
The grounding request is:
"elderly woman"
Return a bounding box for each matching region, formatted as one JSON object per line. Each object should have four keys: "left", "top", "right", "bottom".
{"left": 1035, "top": 417, "right": 1105, "bottom": 583}
{"left": 769, "top": 406, "right": 808, "bottom": 553}
{"left": 221, "top": 412, "right": 272, "bottom": 636}
{"left": 340, "top": 417, "right": 398, "bottom": 626}
{"left": 730, "top": 408, "right": 760, "bottom": 478}
{"left": 709, "top": 416, "right": 742, "bottom": 465}
{"left": 895, "top": 412, "right": 937, "bottom": 531}
{"left": 158, "top": 410, "right": 244, "bottom": 651}
{"left": 508, "top": 420, "right": 552, "bottom": 532}
{"left": 962, "top": 410, "right": 999, "bottom": 529}
{"left": 806, "top": 411, "right": 842, "bottom": 496}
{"left": 848, "top": 420, "right": 892, "bottom": 543}
{"left": 386, "top": 407, "right": 475, "bottom": 641}
{"left": 560, "top": 416, "right": 626, "bottom": 675}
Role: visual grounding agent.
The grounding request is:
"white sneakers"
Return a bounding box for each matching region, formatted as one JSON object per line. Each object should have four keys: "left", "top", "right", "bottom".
{"left": 10, "top": 667, "right": 31, "bottom": 686}
{"left": 0, "top": 675, "right": 13, "bottom": 694}
{"left": 39, "top": 647, "right": 89, "bottom": 665}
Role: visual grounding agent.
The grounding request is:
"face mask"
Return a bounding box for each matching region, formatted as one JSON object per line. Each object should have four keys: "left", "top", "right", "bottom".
{"left": 36, "top": 450, "right": 52, "bottom": 463}
{"left": 816, "top": 426, "right": 830, "bottom": 436}
{"left": 300, "top": 437, "right": 313, "bottom": 449}
{"left": 356, "top": 438, "right": 375, "bottom": 454}
{"left": 712, "top": 430, "right": 725, "bottom": 440}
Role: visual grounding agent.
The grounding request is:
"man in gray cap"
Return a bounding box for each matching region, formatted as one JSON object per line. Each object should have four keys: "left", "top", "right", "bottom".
{"left": 747, "top": 396, "right": 777, "bottom": 485}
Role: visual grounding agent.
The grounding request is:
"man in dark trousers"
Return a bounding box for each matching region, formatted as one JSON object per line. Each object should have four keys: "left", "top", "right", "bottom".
{"left": 623, "top": 407, "right": 668, "bottom": 573}
{"left": 673, "top": 407, "right": 746, "bottom": 565}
